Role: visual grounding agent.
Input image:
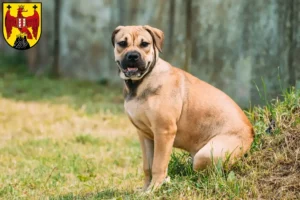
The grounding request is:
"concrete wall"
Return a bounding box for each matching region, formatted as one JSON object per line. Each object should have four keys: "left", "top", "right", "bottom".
{"left": 1, "top": 0, "right": 299, "bottom": 107}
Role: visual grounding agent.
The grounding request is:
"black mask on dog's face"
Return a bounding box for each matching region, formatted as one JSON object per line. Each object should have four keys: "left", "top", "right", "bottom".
{"left": 111, "top": 25, "right": 164, "bottom": 80}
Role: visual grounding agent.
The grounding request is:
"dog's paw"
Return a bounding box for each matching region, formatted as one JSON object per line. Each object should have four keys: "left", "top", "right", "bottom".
{"left": 164, "top": 176, "right": 171, "bottom": 184}
{"left": 142, "top": 176, "right": 171, "bottom": 194}
{"left": 135, "top": 182, "right": 151, "bottom": 193}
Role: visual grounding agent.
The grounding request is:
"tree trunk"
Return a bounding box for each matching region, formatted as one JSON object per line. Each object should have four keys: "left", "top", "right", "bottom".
{"left": 288, "top": 0, "right": 295, "bottom": 86}
{"left": 22, "top": 0, "right": 37, "bottom": 73}
{"left": 168, "top": 0, "right": 175, "bottom": 55}
{"left": 184, "top": 0, "right": 192, "bottom": 72}
{"left": 53, "top": 0, "right": 61, "bottom": 77}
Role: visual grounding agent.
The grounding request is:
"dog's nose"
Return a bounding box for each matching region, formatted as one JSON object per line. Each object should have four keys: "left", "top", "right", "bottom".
{"left": 126, "top": 51, "right": 140, "bottom": 61}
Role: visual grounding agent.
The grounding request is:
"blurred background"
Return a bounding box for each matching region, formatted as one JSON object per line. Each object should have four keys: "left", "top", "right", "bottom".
{"left": 1, "top": 0, "right": 299, "bottom": 107}
{"left": 0, "top": 1, "right": 299, "bottom": 198}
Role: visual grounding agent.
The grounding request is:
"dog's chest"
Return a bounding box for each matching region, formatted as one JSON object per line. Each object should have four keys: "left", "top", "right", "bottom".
{"left": 124, "top": 99, "right": 144, "bottom": 120}
{"left": 124, "top": 100, "right": 152, "bottom": 131}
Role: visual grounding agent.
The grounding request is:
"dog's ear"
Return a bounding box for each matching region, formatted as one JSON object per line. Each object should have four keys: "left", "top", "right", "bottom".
{"left": 143, "top": 25, "right": 164, "bottom": 53}
{"left": 111, "top": 26, "right": 123, "bottom": 47}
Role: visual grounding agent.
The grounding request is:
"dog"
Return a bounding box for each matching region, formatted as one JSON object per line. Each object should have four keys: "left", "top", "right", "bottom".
{"left": 111, "top": 25, "right": 254, "bottom": 192}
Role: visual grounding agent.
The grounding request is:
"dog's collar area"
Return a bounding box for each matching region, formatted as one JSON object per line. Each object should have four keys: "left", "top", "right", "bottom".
{"left": 124, "top": 79, "right": 142, "bottom": 101}
{"left": 125, "top": 79, "right": 142, "bottom": 87}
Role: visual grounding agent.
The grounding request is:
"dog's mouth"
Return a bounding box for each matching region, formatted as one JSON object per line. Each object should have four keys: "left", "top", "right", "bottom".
{"left": 122, "top": 66, "right": 141, "bottom": 77}
{"left": 118, "top": 61, "right": 151, "bottom": 78}
{"left": 123, "top": 67, "right": 139, "bottom": 73}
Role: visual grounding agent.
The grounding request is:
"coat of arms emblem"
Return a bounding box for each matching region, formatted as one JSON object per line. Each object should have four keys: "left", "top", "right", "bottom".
{"left": 2, "top": 2, "right": 41, "bottom": 50}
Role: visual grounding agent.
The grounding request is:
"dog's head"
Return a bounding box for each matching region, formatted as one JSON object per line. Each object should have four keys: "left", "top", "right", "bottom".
{"left": 111, "top": 25, "right": 164, "bottom": 80}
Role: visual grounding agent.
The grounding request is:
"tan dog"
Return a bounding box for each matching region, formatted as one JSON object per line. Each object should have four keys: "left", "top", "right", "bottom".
{"left": 111, "top": 25, "right": 254, "bottom": 192}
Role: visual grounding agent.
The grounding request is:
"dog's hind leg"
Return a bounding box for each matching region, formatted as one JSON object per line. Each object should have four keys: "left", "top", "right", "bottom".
{"left": 192, "top": 134, "right": 251, "bottom": 171}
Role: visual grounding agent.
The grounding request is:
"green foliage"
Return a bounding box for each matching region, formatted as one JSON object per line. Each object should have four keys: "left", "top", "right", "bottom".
{"left": 168, "top": 151, "right": 194, "bottom": 178}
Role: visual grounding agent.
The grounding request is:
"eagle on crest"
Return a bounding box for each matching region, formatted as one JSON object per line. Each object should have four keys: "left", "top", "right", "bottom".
{"left": 4, "top": 4, "right": 40, "bottom": 40}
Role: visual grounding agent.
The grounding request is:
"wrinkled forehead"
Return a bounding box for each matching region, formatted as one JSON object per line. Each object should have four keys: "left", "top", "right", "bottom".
{"left": 115, "top": 26, "right": 152, "bottom": 42}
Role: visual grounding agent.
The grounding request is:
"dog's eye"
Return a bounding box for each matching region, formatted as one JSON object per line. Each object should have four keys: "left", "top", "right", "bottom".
{"left": 117, "top": 41, "right": 127, "bottom": 47}
{"left": 141, "top": 42, "right": 149, "bottom": 48}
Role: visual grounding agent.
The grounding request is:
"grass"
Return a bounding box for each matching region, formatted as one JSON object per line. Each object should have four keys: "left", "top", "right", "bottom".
{"left": 0, "top": 64, "right": 299, "bottom": 199}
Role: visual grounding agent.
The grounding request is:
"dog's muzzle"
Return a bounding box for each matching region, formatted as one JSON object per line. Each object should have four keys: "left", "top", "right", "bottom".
{"left": 118, "top": 51, "right": 149, "bottom": 78}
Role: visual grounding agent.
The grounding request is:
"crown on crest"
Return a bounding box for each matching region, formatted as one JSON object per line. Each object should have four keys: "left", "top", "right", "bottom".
{"left": 18, "top": 5, "right": 24, "bottom": 9}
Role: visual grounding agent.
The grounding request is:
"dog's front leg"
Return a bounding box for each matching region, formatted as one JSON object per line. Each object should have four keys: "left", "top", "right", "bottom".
{"left": 138, "top": 132, "right": 154, "bottom": 191}
{"left": 147, "top": 127, "right": 176, "bottom": 192}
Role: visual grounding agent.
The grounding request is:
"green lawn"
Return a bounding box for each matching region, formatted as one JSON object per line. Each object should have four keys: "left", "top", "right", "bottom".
{"left": 0, "top": 65, "right": 299, "bottom": 199}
